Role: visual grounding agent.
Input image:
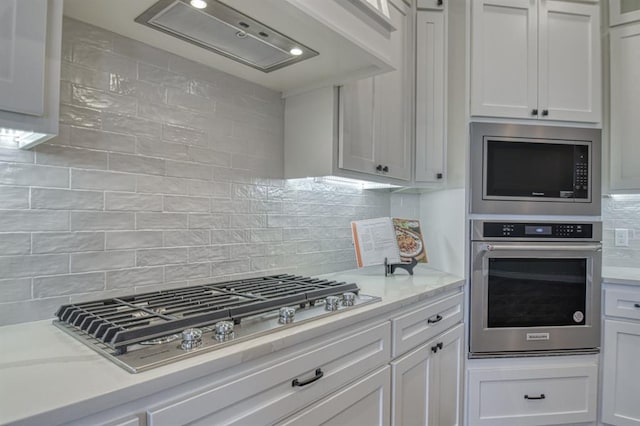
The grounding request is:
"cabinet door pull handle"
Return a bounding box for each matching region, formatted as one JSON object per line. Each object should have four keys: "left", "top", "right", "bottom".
{"left": 524, "top": 394, "right": 546, "bottom": 400}
{"left": 437, "top": 0, "right": 443, "bottom": 6}
{"left": 292, "top": 368, "right": 324, "bottom": 387}
{"left": 532, "top": 109, "right": 538, "bottom": 115}
{"left": 376, "top": 164, "right": 383, "bottom": 172}
{"left": 634, "top": 303, "right": 640, "bottom": 308}
{"left": 542, "top": 109, "right": 549, "bottom": 116}
{"left": 427, "top": 314, "right": 443, "bottom": 324}
{"left": 431, "top": 342, "right": 444, "bottom": 353}
{"left": 382, "top": 165, "right": 389, "bottom": 173}
{"left": 436, "top": 173, "right": 443, "bottom": 179}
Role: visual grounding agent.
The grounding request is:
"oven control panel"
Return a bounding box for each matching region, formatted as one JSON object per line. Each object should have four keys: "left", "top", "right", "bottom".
{"left": 483, "top": 222, "right": 593, "bottom": 238}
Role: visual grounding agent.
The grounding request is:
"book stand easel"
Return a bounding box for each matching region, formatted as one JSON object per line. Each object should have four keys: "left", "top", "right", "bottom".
{"left": 384, "top": 257, "right": 418, "bottom": 277}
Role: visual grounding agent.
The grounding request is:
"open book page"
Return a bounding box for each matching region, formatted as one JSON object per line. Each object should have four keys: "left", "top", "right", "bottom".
{"left": 351, "top": 217, "right": 401, "bottom": 267}
{"left": 392, "top": 218, "right": 428, "bottom": 263}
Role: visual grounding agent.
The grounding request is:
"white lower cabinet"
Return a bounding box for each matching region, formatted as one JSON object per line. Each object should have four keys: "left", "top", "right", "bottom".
{"left": 391, "top": 323, "right": 463, "bottom": 426}
{"left": 279, "top": 366, "right": 391, "bottom": 426}
{"left": 601, "top": 284, "right": 640, "bottom": 426}
{"left": 147, "top": 321, "right": 391, "bottom": 426}
{"left": 467, "top": 356, "right": 598, "bottom": 426}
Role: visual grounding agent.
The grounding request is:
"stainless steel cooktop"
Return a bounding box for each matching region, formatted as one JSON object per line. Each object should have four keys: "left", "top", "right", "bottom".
{"left": 53, "top": 274, "right": 380, "bottom": 373}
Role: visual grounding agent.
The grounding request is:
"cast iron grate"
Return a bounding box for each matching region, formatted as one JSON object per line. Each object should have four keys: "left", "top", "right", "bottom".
{"left": 55, "top": 274, "right": 359, "bottom": 350}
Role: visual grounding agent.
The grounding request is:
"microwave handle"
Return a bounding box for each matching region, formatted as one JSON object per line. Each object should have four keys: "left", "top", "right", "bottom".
{"left": 483, "top": 243, "right": 602, "bottom": 252}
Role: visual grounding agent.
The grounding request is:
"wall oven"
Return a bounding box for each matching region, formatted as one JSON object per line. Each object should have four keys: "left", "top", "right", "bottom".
{"left": 470, "top": 220, "right": 602, "bottom": 357}
{"left": 470, "top": 123, "right": 601, "bottom": 215}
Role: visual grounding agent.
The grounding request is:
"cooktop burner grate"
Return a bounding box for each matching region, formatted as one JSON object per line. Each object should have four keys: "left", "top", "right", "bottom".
{"left": 55, "top": 274, "right": 359, "bottom": 350}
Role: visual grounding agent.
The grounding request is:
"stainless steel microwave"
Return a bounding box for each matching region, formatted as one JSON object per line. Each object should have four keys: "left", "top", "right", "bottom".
{"left": 470, "top": 123, "right": 601, "bottom": 215}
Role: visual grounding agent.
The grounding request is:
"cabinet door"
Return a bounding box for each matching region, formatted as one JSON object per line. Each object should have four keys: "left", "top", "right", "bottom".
{"left": 415, "top": 9, "right": 446, "bottom": 183}
{"left": 610, "top": 22, "right": 640, "bottom": 191}
{"left": 0, "top": 0, "right": 47, "bottom": 116}
{"left": 538, "top": 0, "right": 601, "bottom": 123}
{"left": 391, "top": 324, "right": 463, "bottom": 426}
{"left": 601, "top": 320, "right": 640, "bottom": 426}
{"left": 339, "top": 78, "right": 376, "bottom": 175}
{"left": 610, "top": 0, "right": 640, "bottom": 26}
{"left": 278, "top": 366, "right": 391, "bottom": 426}
{"left": 339, "top": 0, "right": 411, "bottom": 181}
{"left": 373, "top": 0, "right": 412, "bottom": 181}
{"left": 470, "top": 0, "right": 538, "bottom": 119}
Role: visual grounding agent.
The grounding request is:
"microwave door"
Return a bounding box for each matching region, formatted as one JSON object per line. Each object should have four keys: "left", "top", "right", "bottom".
{"left": 484, "top": 139, "right": 579, "bottom": 200}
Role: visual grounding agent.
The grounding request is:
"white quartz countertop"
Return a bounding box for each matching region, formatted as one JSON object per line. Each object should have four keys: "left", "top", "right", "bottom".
{"left": 0, "top": 266, "right": 463, "bottom": 426}
{"left": 603, "top": 266, "right": 640, "bottom": 286}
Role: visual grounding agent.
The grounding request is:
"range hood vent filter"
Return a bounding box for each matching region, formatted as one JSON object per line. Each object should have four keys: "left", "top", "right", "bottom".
{"left": 135, "top": 0, "right": 318, "bottom": 72}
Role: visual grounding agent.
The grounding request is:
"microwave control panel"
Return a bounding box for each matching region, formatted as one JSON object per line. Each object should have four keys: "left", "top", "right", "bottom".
{"left": 484, "top": 222, "right": 594, "bottom": 239}
{"left": 573, "top": 146, "right": 590, "bottom": 197}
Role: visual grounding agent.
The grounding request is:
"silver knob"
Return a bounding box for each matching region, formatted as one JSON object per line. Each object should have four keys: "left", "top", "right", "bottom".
{"left": 279, "top": 306, "right": 296, "bottom": 324}
{"left": 180, "top": 328, "right": 203, "bottom": 351}
{"left": 342, "top": 292, "right": 356, "bottom": 307}
{"left": 214, "top": 320, "right": 234, "bottom": 342}
{"left": 325, "top": 296, "right": 340, "bottom": 311}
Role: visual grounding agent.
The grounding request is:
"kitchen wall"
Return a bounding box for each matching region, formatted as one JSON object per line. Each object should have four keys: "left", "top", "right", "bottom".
{"left": 0, "top": 18, "right": 391, "bottom": 325}
{"left": 602, "top": 196, "right": 640, "bottom": 267}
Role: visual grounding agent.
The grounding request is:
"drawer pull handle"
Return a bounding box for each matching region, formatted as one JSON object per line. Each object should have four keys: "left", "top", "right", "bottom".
{"left": 292, "top": 368, "right": 324, "bottom": 387}
{"left": 431, "top": 342, "right": 444, "bottom": 353}
{"left": 524, "top": 394, "right": 546, "bottom": 400}
{"left": 634, "top": 303, "right": 640, "bottom": 308}
{"left": 428, "top": 314, "right": 443, "bottom": 324}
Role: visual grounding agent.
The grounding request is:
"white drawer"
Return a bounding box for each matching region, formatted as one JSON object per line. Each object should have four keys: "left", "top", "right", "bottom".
{"left": 467, "top": 362, "right": 598, "bottom": 426}
{"left": 147, "top": 321, "right": 391, "bottom": 426}
{"left": 605, "top": 287, "right": 640, "bottom": 321}
{"left": 391, "top": 291, "right": 463, "bottom": 357}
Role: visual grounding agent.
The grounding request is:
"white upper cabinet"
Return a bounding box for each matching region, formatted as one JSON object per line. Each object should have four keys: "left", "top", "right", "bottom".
{"left": 284, "top": 0, "right": 412, "bottom": 185}
{"left": 610, "top": 0, "right": 640, "bottom": 26}
{"left": 0, "top": 0, "right": 47, "bottom": 116}
{"left": 609, "top": 22, "right": 640, "bottom": 192}
{"left": 339, "top": 0, "right": 412, "bottom": 181}
{"left": 471, "top": 0, "right": 601, "bottom": 123}
{"left": 0, "top": 0, "right": 62, "bottom": 149}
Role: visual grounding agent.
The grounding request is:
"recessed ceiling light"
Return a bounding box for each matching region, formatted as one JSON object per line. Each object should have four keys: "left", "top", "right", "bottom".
{"left": 190, "top": 0, "right": 207, "bottom": 9}
{"left": 290, "top": 47, "right": 303, "bottom": 56}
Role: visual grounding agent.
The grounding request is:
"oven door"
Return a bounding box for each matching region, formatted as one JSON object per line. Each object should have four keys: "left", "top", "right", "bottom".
{"left": 470, "top": 242, "right": 602, "bottom": 356}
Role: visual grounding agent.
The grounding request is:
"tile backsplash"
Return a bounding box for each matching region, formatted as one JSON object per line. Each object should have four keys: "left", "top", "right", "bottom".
{"left": 0, "top": 18, "right": 390, "bottom": 325}
{"left": 602, "top": 196, "right": 640, "bottom": 268}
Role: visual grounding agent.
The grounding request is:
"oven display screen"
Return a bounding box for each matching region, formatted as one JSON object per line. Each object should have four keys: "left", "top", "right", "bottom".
{"left": 525, "top": 225, "right": 552, "bottom": 235}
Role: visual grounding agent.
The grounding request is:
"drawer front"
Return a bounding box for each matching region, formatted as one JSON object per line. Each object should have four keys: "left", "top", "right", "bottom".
{"left": 278, "top": 366, "right": 391, "bottom": 426}
{"left": 147, "top": 322, "right": 391, "bottom": 426}
{"left": 605, "top": 287, "right": 640, "bottom": 321}
{"left": 467, "top": 364, "right": 598, "bottom": 426}
{"left": 392, "top": 291, "right": 463, "bottom": 357}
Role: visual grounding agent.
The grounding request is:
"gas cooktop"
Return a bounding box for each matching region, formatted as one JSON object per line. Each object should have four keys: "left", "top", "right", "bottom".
{"left": 53, "top": 274, "right": 380, "bottom": 373}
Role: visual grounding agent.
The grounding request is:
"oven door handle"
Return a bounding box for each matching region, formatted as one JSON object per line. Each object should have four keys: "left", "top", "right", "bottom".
{"left": 483, "top": 243, "right": 602, "bottom": 252}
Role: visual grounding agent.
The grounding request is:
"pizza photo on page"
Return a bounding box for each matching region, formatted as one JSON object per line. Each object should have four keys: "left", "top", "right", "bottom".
{"left": 392, "top": 218, "right": 428, "bottom": 263}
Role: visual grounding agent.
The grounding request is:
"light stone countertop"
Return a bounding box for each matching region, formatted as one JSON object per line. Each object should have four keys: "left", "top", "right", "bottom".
{"left": 0, "top": 265, "right": 463, "bottom": 426}
{"left": 602, "top": 266, "right": 640, "bottom": 286}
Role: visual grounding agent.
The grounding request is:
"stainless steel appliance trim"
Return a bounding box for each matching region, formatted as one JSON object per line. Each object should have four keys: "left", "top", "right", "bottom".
{"left": 482, "top": 243, "right": 603, "bottom": 252}
{"left": 469, "top": 122, "right": 602, "bottom": 215}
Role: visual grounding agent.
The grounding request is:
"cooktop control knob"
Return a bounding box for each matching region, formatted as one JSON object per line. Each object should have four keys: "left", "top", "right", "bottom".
{"left": 342, "top": 292, "right": 356, "bottom": 307}
{"left": 325, "top": 296, "right": 340, "bottom": 311}
{"left": 180, "top": 328, "right": 203, "bottom": 351}
{"left": 279, "top": 306, "right": 296, "bottom": 324}
{"left": 214, "top": 321, "right": 234, "bottom": 342}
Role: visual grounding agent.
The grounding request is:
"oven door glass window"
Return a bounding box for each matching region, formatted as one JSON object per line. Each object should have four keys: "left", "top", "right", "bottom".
{"left": 487, "top": 258, "right": 587, "bottom": 328}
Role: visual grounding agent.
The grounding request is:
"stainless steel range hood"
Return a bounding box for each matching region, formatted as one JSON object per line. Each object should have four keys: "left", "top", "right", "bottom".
{"left": 135, "top": 0, "right": 318, "bottom": 72}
